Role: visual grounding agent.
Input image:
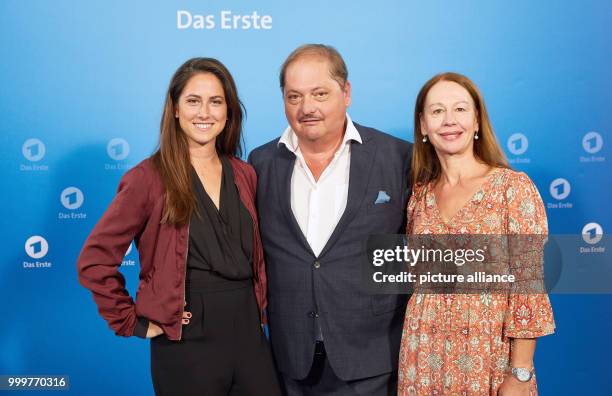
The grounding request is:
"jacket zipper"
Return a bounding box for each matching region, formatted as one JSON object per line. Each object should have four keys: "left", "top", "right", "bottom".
{"left": 178, "top": 221, "right": 189, "bottom": 341}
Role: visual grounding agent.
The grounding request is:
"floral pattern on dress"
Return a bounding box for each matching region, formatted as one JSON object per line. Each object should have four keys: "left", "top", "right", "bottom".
{"left": 399, "top": 168, "right": 555, "bottom": 395}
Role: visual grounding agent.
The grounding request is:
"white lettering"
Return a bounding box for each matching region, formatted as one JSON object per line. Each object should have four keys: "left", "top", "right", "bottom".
{"left": 193, "top": 15, "right": 206, "bottom": 29}
{"left": 20, "top": 164, "right": 48, "bottom": 171}
{"left": 219, "top": 10, "right": 272, "bottom": 30}
{"left": 261, "top": 15, "right": 272, "bottom": 29}
{"left": 23, "top": 261, "right": 52, "bottom": 269}
{"left": 221, "top": 10, "right": 232, "bottom": 29}
{"left": 177, "top": 10, "right": 192, "bottom": 29}
{"left": 58, "top": 212, "right": 87, "bottom": 219}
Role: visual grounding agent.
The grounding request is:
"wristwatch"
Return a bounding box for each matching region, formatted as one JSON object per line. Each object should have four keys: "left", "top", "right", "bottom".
{"left": 510, "top": 367, "right": 534, "bottom": 382}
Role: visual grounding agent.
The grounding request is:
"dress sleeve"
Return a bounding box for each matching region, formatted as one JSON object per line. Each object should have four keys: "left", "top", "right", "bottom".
{"left": 77, "top": 164, "right": 152, "bottom": 337}
{"left": 502, "top": 172, "right": 556, "bottom": 339}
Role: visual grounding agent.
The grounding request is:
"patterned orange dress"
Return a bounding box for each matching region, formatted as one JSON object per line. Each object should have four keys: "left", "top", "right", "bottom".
{"left": 398, "top": 168, "right": 555, "bottom": 395}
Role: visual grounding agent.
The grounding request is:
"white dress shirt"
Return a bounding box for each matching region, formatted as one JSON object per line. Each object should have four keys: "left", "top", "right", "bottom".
{"left": 278, "top": 114, "right": 362, "bottom": 257}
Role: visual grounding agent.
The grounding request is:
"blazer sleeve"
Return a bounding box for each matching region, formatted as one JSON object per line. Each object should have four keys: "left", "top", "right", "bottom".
{"left": 77, "top": 164, "right": 152, "bottom": 337}
{"left": 400, "top": 142, "right": 413, "bottom": 232}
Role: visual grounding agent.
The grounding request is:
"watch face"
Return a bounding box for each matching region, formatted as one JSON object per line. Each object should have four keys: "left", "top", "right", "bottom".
{"left": 513, "top": 368, "right": 532, "bottom": 382}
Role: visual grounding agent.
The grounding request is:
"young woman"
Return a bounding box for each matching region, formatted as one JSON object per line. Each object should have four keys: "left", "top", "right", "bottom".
{"left": 398, "top": 73, "right": 555, "bottom": 395}
{"left": 77, "top": 58, "right": 281, "bottom": 396}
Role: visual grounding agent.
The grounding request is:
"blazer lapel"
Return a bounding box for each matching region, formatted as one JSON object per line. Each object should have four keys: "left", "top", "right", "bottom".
{"left": 318, "top": 128, "right": 376, "bottom": 258}
{"left": 275, "top": 146, "right": 315, "bottom": 256}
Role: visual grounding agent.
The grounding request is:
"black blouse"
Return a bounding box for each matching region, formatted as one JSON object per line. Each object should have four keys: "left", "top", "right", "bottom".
{"left": 132, "top": 156, "right": 254, "bottom": 338}
{"left": 187, "top": 155, "right": 253, "bottom": 279}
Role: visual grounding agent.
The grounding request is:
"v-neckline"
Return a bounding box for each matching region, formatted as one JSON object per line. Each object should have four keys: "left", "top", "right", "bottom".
{"left": 429, "top": 167, "right": 501, "bottom": 226}
{"left": 192, "top": 159, "right": 224, "bottom": 213}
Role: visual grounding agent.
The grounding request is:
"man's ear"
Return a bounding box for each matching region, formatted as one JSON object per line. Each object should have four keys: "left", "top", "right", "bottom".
{"left": 343, "top": 80, "right": 352, "bottom": 107}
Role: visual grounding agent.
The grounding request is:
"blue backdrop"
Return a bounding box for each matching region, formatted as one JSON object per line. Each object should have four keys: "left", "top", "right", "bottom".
{"left": 1, "top": 0, "right": 610, "bottom": 394}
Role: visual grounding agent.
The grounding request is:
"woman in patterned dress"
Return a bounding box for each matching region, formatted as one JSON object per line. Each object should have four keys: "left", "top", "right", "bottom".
{"left": 398, "top": 73, "right": 555, "bottom": 395}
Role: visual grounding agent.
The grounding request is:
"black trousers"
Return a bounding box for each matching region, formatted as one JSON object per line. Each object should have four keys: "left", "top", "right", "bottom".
{"left": 281, "top": 342, "right": 397, "bottom": 396}
{"left": 150, "top": 272, "right": 281, "bottom": 396}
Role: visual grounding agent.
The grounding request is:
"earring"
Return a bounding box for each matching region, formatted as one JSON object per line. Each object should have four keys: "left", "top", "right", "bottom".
{"left": 422, "top": 135, "right": 428, "bottom": 143}
{"left": 474, "top": 132, "right": 479, "bottom": 140}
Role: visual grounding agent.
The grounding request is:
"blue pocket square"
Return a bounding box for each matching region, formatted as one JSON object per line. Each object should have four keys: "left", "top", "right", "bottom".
{"left": 375, "top": 191, "right": 391, "bottom": 204}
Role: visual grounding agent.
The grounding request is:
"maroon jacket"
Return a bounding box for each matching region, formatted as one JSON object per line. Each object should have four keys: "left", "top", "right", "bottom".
{"left": 77, "top": 157, "right": 267, "bottom": 340}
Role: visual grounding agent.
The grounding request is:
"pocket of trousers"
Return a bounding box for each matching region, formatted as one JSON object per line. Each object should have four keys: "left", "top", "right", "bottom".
{"left": 182, "top": 292, "right": 205, "bottom": 339}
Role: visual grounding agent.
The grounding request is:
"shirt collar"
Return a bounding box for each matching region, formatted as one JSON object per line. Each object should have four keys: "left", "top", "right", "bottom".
{"left": 278, "top": 113, "right": 362, "bottom": 153}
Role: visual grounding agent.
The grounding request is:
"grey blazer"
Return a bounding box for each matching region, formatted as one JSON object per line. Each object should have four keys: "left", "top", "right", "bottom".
{"left": 249, "top": 122, "right": 412, "bottom": 381}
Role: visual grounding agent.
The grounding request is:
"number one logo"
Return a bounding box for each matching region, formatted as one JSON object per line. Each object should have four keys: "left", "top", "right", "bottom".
{"left": 107, "top": 138, "right": 130, "bottom": 161}
{"left": 582, "top": 132, "right": 603, "bottom": 154}
{"left": 61, "top": 187, "right": 84, "bottom": 210}
{"left": 111, "top": 143, "right": 123, "bottom": 156}
{"left": 25, "top": 236, "right": 49, "bottom": 259}
{"left": 27, "top": 143, "right": 39, "bottom": 157}
{"left": 582, "top": 223, "right": 603, "bottom": 245}
{"left": 507, "top": 133, "right": 528, "bottom": 155}
{"left": 549, "top": 178, "right": 570, "bottom": 200}
{"left": 30, "top": 241, "right": 42, "bottom": 254}
{"left": 22, "top": 138, "right": 46, "bottom": 162}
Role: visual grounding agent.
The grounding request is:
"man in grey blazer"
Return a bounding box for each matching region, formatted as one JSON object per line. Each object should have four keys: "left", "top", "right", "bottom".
{"left": 249, "top": 44, "right": 412, "bottom": 395}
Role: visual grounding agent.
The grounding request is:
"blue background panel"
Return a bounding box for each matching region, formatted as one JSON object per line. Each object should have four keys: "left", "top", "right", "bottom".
{"left": 1, "top": 1, "right": 610, "bottom": 394}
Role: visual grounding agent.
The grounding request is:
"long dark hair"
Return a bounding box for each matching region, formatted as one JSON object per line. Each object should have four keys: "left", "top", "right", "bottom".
{"left": 152, "top": 58, "right": 245, "bottom": 225}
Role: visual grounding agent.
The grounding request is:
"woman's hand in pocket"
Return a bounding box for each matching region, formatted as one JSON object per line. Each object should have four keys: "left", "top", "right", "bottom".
{"left": 146, "top": 302, "right": 192, "bottom": 338}
{"left": 182, "top": 301, "right": 192, "bottom": 325}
